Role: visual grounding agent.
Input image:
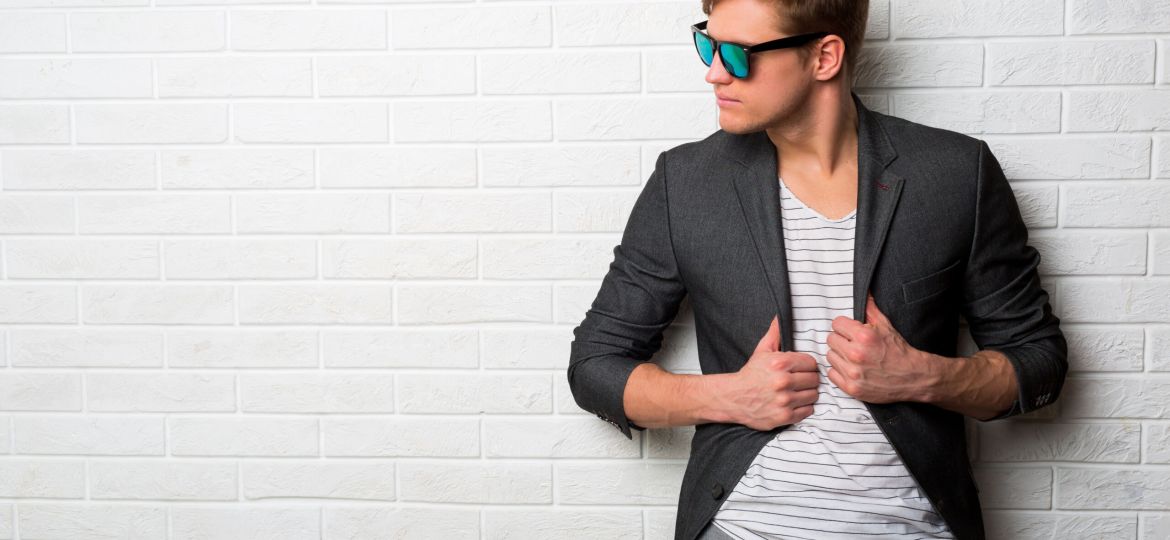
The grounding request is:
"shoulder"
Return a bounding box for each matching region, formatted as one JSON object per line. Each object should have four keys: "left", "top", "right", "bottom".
{"left": 871, "top": 108, "right": 986, "bottom": 169}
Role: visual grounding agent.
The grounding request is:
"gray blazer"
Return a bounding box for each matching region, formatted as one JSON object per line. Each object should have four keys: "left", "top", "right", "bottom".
{"left": 567, "top": 92, "right": 1068, "bottom": 540}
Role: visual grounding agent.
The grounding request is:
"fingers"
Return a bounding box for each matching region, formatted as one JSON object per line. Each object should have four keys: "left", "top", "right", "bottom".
{"left": 786, "top": 371, "right": 821, "bottom": 391}
{"left": 755, "top": 315, "right": 781, "bottom": 353}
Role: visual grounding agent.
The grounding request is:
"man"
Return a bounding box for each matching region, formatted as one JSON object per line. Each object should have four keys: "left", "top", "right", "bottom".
{"left": 567, "top": 0, "right": 1068, "bottom": 539}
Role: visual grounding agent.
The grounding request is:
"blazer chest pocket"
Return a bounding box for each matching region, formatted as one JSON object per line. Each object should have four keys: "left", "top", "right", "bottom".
{"left": 901, "top": 257, "right": 963, "bottom": 304}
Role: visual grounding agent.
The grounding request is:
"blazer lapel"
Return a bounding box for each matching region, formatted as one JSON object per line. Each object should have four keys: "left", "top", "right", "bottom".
{"left": 724, "top": 93, "right": 904, "bottom": 352}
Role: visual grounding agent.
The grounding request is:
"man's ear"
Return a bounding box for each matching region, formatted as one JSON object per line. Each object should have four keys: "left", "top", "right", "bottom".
{"left": 812, "top": 35, "right": 847, "bottom": 81}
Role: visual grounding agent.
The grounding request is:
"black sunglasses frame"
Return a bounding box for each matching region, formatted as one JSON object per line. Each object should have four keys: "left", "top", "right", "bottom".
{"left": 691, "top": 20, "right": 831, "bottom": 79}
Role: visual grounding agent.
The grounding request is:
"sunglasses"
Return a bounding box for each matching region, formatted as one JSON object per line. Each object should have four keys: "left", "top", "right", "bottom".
{"left": 691, "top": 20, "right": 830, "bottom": 79}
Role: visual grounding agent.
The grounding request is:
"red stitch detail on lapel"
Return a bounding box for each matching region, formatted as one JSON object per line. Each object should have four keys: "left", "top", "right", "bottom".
{"left": 875, "top": 180, "right": 889, "bottom": 190}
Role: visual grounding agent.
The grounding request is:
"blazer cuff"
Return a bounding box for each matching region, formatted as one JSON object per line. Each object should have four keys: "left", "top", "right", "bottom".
{"left": 979, "top": 342, "right": 1066, "bottom": 421}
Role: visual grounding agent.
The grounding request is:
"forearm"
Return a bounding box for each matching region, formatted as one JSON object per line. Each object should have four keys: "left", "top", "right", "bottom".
{"left": 920, "top": 349, "right": 1018, "bottom": 421}
{"left": 623, "top": 362, "right": 734, "bottom": 429}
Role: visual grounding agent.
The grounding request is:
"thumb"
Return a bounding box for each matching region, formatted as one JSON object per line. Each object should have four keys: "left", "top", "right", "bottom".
{"left": 865, "top": 292, "right": 889, "bottom": 327}
{"left": 755, "top": 315, "right": 781, "bottom": 353}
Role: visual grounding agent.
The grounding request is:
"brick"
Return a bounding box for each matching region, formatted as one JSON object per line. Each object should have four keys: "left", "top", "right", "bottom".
{"left": 556, "top": 97, "right": 715, "bottom": 140}
{"left": 75, "top": 104, "right": 227, "bottom": 144}
{"left": 0, "top": 372, "right": 80, "bottom": 410}
{"left": 171, "top": 507, "right": 319, "bottom": 540}
{"left": 1068, "top": 91, "right": 1170, "bottom": 132}
{"left": 168, "top": 330, "right": 317, "bottom": 369}
{"left": 556, "top": 462, "right": 685, "bottom": 505}
{"left": 395, "top": 191, "right": 550, "bottom": 233}
{"left": 317, "top": 54, "right": 474, "bottom": 97}
{"left": 985, "top": 512, "right": 1136, "bottom": 539}
{"left": 325, "top": 507, "right": 478, "bottom": 539}
{"left": 1057, "top": 467, "right": 1170, "bottom": 509}
{"left": 1156, "top": 232, "right": 1170, "bottom": 276}
{"left": 481, "top": 237, "right": 617, "bottom": 279}
{"left": 1029, "top": 231, "right": 1147, "bottom": 275}
{"left": 242, "top": 461, "right": 396, "bottom": 500}
{"left": 321, "top": 238, "right": 476, "bottom": 279}
{"left": 393, "top": 6, "right": 549, "bottom": 48}
{"left": 0, "top": 460, "right": 84, "bottom": 498}
{"left": 0, "top": 285, "right": 76, "bottom": 323}
{"left": 1146, "top": 423, "right": 1170, "bottom": 463}
{"left": 0, "top": 59, "right": 151, "bottom": 99}
{"left": 319, "top": 147, "right": 476, "bottom": 189}
{"left": 895, "top": 0, "right": 1063, "bottom": 38}
{"left": 165, "top": 239, "right": 316, "bottom": 279}
{"left": 0, "top": 12, "right": 66, "bottom": 53}
{"left": 235, "top": 193, "right": 389, "bottom": 233}
{"left": 482, "top": 52, "right": 639, "bottom": 95}
{"left": 1070, "top": 0, "right": 1170, "bottom": 34}
{"left": 10, "top": 328, "right": 161, "bottom": 368}
{"left": 2, "top": 149, "right": 155, "bottom": 190}
{"left": 234, "top": 103, "right": 388, "bottom": 143}
{"left": 555, "top": 3, "right": 694, "bottom": 46}
{"left": 1062, "top": 326, "right": 1144, "bottom": 372}
{"left": 157, "top": 56, "right": 311, "bottom": 97}
{"left": 398, "top": 461, "right": 551, "bottom": 503}
{"left": 483, "top": 417, "right": 640, "bottom": 458}
{"left": 396, "top": 284, "right": 551, "bottom": 324}
{"left": 71, "top": 11, "right": 224, "bottom": 52}
{"left": 322, "top": 417, "right": 479, "bottom": 457}
{"left": 986, "top": 137, "right": 1150, "bottom": 180}
{"left": 555, "top": 192, "right": 636, "bottom": 232}
{"left": 978, "top": 422, "right": 1140, "bottom": 462}
{"left": 970, "top": 466, "right": 1051, "bottom": 508}
{"left": 237, "top": 285, "right": 393, "bottom": 324}
{"left": 14, "top": 415, "right": 163, "bottom": 455}
{"left": 1149, "top": 326, "right": 1170, "bottom": 371}
{"left": 90, "top": 460, "right": 235, "bottom": 500}
{"left": 0, "top": 105, "right": 70, "bottom": 144}
{"left": 1063, "top": 183, "right": 1170, "bottom": 227}
{"left": 988, "top": 40, "right": 1155, "bottom": 85}
{"left": 322, "top": 328, "right": 478, "bottom": 369}
{"left": 82, "top": 285, "right": 233, "bottom": 325}
{"left": 86, "top": 372, "right": 234, "bottom": 412}
{"left": 482, "top": 327, "right": 572, "bottom": 369}
{"left": 481, "top": 145, "right": 640, "bottom": 188}
{"left": 239, "top": 373, "right": 395, "bottom": 413}
{"left": 78, "top": 194, "right": 231, "bottom": 234}
{"left": 893, "top": 92, "right": 1060, "bottom": 134}
{"left": 394, "top": 100, "right": 551, "bottom": 142}
{"left": 397, "top": 372, "right": 550, "bottom": 414}
{"left": 854, "top": 44, "right": 983, "bottom": 87}
{"left": 6, "top": 239, "right": 159, "bottom": 279}
{"left": 1059, "top": 279, "right": 1170, "bottom": 323}
{"left": 1060, "top": 376, "right": 1170, "bottom": 418}
{"left": 231, "top": 10, "right": 386, "bottom": 51}
{"left": 161, "top": 148, "right": 313, "bottom": 189}
{"left": 18, "top": 504, "right": 166, "bottom": 539}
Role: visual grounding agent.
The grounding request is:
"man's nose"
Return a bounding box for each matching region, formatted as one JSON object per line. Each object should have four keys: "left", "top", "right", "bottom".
{"left": 705, "top": 50, "right": 733, "bottom": 83}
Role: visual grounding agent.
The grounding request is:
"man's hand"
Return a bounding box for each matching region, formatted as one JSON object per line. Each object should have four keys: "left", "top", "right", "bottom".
{"left": 725, "top": 315, "right": 821, "bottom": 431}
{"left": 825, "top": 292, "right": 940, "bottom": 403}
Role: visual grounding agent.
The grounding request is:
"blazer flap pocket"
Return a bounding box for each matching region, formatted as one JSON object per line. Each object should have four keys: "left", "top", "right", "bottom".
{"left": 901, "top": 257, "right": 962, "bottom": 304}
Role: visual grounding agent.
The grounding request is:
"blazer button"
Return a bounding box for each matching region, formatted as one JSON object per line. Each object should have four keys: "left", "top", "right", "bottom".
{"left": 711, "top": 482, "right": 724, "bottom": 499}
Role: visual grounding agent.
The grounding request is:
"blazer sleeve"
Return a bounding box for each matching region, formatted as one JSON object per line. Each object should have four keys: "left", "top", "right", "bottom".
{"left": 567, "top": 151, "right": 688, "bottom": 439}
{"left": 962, "top": 140, "right": 1069, "bottom": 421}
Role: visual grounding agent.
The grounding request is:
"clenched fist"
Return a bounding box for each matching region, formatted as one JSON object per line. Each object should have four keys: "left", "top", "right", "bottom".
{"left": 725, "top": 315, "right": 821, "bottom": 431}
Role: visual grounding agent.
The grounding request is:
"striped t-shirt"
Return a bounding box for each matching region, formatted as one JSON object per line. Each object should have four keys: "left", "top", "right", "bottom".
{"left": 708, "top": 176, "right": 954, "bottom": 539}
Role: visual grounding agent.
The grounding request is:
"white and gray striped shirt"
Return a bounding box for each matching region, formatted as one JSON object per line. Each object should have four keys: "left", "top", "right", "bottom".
{"left": 708, "top": 176, "right": 954, "bottom": 540}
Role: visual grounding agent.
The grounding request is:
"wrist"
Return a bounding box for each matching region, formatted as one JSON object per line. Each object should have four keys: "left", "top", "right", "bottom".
{"left": 700, "top": 371, "right": 736, "bottom": 424}
{"left": 917, "top": 348, "right": 957, "bottom": 404}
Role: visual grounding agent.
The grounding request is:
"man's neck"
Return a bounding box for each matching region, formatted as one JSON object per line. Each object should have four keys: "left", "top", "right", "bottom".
{"left": 765, "top": 89, "right": 859, "bottom": 181}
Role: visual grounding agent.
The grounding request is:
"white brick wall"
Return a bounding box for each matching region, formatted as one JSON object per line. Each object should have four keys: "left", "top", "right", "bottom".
{"left": 0, "top": 1, "right": 1167, "bottom": 539}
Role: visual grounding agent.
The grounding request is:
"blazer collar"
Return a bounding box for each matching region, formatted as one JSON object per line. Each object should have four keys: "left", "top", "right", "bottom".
{"left": 724, "top": 92, "right": 906, "bottom": 353}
